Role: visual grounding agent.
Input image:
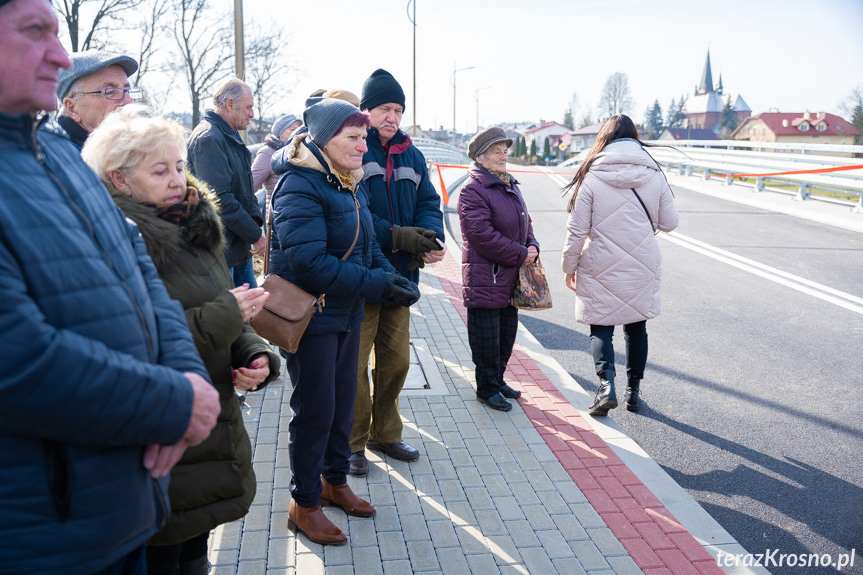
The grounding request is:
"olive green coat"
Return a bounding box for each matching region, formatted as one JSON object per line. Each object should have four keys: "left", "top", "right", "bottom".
{"left": 112, "top": 175, "right": 280, "bottom": 545}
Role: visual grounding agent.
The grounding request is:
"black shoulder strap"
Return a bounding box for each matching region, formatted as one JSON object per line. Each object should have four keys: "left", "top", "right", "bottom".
{"left": 630, "top": 188, "right": 655, "bottom": 232}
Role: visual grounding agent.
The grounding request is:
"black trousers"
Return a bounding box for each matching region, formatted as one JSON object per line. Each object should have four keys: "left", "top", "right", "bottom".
{"left": 286, "top": 329, "right": 360, "bottom": 508}
{"left": 467, "top": 306, "right": 519, "bottom": 399}
{"left": 145, "top": 533, "right": 208, "bottom": 575}
{"left": 589, "top": 321, "right": 648, "bottom": 381}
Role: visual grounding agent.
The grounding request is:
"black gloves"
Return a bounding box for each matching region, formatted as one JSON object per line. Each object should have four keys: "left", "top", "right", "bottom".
{"left": 391, "top": 225, "right": 439, "bottom": 255}
{"left": 382, "top": 272, "right": 421, "bottom": 307}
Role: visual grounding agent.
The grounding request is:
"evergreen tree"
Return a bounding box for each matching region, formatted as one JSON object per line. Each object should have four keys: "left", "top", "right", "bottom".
{"left": 563, "top": 107, "right": 574, "bottom": 130}
{"left": 644, "top": 100, "right": 663, "bottom": 139}
{"left": 852, "top": 104, "right": 863, "bottom": 145}
{"left": 719, "top": 95, "right": 739, "bottom": 137}
{"left": 542, "top": 137, "right": 551, "bottom": 159}
{"left": 665, "top": 95, "right": 688, "bottom": 129}
{"left": 529, "top": 139, "right": 537, "bottom": 160}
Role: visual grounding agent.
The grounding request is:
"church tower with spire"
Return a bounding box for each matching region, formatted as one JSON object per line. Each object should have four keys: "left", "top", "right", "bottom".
{"left": 681, "top": 49, "right": 751, "bottom": 136}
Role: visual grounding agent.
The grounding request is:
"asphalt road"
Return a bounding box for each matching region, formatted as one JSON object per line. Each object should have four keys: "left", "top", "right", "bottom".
{"left": 440, "top": 165, "right": 863, "bottom": 575}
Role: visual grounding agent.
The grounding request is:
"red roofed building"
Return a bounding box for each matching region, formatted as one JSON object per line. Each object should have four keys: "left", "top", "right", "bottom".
{"left": 524, "top": 120, "right": 571, "bottom": 154}
{"left": 731, "top": 111, "right": 860, "bottom": 147}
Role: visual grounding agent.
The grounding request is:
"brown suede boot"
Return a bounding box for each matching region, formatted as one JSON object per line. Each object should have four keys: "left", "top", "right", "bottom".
{"left": 288, "top": 500, "right": 346, "bottom": 546}
{"left": 320, "top": 477, "right": 376, "bottom": 517}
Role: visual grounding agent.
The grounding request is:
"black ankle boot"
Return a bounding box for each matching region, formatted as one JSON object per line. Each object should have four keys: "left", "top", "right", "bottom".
{"left": 624, "top": 377, "right": 641, "bottom": 412}
{"left": 588, "top": 373, "right": 617, "bottom": 416}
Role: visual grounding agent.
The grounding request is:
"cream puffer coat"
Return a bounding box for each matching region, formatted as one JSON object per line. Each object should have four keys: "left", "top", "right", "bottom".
{"left": 561, "top": 139, "right": 679, "bottom": 326}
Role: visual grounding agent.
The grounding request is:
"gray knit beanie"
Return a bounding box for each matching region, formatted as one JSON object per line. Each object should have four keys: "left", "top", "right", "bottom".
{"left": 271, "top": 114, "right": 299, "bottom": 138}
{"left": 467, "top": 126, "right": 513, "bottom": 160}
{"left": 360, "top": 69, "right": 405, "bottom": 112}
{"left": 303, "top": 98, "right": 360, "bottom": 148}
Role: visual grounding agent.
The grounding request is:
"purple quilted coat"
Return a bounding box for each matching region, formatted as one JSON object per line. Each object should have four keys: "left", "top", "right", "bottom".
{"left": 458, "top": 163, "right": 540, "bottom": 309}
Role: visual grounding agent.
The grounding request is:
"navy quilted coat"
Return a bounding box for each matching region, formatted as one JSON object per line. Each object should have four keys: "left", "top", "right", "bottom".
{"left": 458, "top": 163, "right": 540, "bottom": 309}
{"left": 270, "top": 134, "right": 395, "bottom": 335}
{"left": 0, "top": 113, "right": 206, "bottom": 574}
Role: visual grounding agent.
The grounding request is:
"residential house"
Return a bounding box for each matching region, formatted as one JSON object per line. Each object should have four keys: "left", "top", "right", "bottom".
{"left": 524, "top": 120, "right": 571, "bottom": 156}
{"left": 731, "top": 111, "right": 860, "bottom": 150}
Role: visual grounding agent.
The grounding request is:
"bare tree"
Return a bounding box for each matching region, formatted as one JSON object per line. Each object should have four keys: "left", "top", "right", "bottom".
{"left": 56, "top": 0, "right": 144, "bottom": 52}
{"left": 244, "top": 23, "right": 296, "bottom": 143}
{"left": 133, "top": 0, "right": 169, "bottom": 86}
{"left": 578, "top": 103, "right": 594, "bottom": 128}
{"left": 169, "top": 0, "right": 233, "bottom": 127}
{"left": 598, "top": 72, "right": 633, "bottom": 118}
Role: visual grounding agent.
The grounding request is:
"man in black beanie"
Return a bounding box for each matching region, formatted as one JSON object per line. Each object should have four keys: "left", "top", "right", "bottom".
{"left": 349, "top": 68, "right": 446, "bottom": 476}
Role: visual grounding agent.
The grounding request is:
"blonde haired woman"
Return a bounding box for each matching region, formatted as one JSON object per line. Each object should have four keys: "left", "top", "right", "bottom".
{"left": 83, "top": 104, "right": 280, "bottom": 575}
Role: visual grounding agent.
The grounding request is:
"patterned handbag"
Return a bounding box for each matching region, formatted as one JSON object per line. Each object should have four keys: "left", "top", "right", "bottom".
{"left": 510, "top": 257, "right": 553, "bottom": 311}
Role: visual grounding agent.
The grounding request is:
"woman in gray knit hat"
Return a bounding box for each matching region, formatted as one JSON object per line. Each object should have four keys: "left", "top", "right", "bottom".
{"left": 459, "top": 127, "right": 540, "bottom": 412}
{"left": 268, "top": 98, "right": 420, "bottom": 546}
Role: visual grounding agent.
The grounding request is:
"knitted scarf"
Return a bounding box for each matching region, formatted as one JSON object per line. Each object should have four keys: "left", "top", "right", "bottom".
{"left": 145, "top": 186, "right": 201, "bottom": 226}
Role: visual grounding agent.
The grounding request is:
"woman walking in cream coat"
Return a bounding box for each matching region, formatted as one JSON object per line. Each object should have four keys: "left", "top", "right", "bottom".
{"left": 561, "top": 115, "right": 679, "bottom": 415}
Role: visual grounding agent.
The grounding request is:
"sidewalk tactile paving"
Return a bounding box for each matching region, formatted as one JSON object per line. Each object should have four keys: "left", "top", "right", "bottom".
{"left": 206, "top": 246, "right": 728, "bottom": 574}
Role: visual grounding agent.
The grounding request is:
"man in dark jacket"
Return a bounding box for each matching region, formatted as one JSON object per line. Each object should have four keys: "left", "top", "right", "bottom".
{"left": 187, "top": 77, "right": 264, "bottom": 287}
{"left": 0, "top": 1, "right": 220, "bottom": 573}
{"left": 349, "top": 69, "right": 446, "bottom": 475}
{"left": 55, "top": 49, "right": 140, "bottom": 149}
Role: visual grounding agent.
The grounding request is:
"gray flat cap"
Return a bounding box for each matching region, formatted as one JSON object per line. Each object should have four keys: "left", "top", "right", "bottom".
{"left": 57, "top": 50, "right": 138, "bottom": 100}
{"left": 467, "top": 126, "right": 513, "bottom": 160}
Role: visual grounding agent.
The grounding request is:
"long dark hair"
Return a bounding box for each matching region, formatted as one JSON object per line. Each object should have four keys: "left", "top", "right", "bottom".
{"left": 564, "top": 115, "right": 649, "bottom": 212}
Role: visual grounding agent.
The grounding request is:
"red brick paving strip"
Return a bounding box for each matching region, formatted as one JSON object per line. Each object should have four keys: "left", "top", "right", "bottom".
{"left": 432, "top": 254, "right": 727, "bottom": 575}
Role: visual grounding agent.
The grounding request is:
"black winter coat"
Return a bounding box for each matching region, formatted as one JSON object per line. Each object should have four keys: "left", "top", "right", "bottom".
{"left": 187, "top": 110, "right": 263, "bottom": 268}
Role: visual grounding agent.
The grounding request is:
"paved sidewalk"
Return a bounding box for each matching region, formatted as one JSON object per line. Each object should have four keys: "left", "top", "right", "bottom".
{"left": 207, "top": 247, "right": 761, "bottom": 575}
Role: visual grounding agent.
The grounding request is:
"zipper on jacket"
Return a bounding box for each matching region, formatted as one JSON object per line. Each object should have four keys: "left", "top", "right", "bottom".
{"left": 492, "top": 263, "right": 499, "bottom": 284}
{"left": 152, "top": 477, "right": 168, "bottom": 529}
{"left": 32, "top": 116, "right": 157, "bottom": 362}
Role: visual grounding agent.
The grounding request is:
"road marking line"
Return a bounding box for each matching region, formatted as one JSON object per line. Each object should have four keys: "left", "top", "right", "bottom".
{"left": 537, "top": 165, "right": 570, "bottom": 187}
{"left": 662, "top": 231, "right": 863, "bottom": 315}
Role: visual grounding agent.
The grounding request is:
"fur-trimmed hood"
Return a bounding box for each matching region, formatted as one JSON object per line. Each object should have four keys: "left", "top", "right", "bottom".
{"left": 110, "top": 173, "right": 225, "bottom": 271}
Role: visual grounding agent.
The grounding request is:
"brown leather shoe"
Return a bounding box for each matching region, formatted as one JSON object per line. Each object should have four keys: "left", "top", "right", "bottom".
{"left": 287, "top": 500, "right": 346, "bottom": 546}
{"left": 366, "top": 440, "right": 420, "bottom": 461}
{"left": 320, "top": 477, "right": 376, "bottom": 517}
{"left": 349, "top": 451, "right": 369, "bottom": 477}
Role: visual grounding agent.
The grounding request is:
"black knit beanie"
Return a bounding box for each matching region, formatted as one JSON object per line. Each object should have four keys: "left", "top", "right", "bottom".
{"left": 360, "top": 69, "right": 406, "bottom": 112}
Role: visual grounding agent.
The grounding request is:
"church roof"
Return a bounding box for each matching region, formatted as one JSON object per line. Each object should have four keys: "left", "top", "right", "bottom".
{"left": 685, "top": 93, "right": 750, "bottom": 114}
{"left": 698, "top": 51, "right": 714, "bottom": 95}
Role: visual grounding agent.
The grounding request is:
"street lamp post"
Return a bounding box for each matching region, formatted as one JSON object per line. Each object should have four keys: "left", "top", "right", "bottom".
{"left": 406, "top": 0, "right": 416, "bottom": 137}
{"left": 450, "top": 63, "right": 473, "bottom": 147}
{"left": 234, "top": 0, "right": 244, "bottom": 80}
{"left": 475, "top": 86, "right": 490, "bottom": 133}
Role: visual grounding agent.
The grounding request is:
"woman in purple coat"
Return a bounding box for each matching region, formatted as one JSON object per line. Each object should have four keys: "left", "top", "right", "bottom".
{"left": 458, "top": 127, "right": 540, "bottom": 412}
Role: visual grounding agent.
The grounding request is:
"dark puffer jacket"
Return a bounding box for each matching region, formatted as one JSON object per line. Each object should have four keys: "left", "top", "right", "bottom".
{"left": 111, "top": 176, "right": 280, "bottom": 546}
{"left": 362, "top": 127, "right": 444, "bottom": 287}
{"left": 0, "top": 113, "right": 205, "bottom": 575}
{"left": 458, "top": 163, "right": 540, "bottom": 309}
{"left": 270, "top": 133, "right": 396, "bottom": 335}
{"left": 187, "top": 110, "right": 263, "bottom": 268}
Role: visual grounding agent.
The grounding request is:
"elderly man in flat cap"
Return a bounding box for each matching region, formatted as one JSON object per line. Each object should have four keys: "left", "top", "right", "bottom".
{"left": 56, "top": 49, "right": 140, "bottom": 148}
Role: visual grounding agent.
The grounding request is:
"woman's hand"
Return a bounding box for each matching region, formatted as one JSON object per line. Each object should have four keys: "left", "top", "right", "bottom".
{"left": 229, "top": 284, "right": 270, "bottom": 321}
{"left": 565, "top": 273, "right": 577, "bottom": 292}
{"left": 524, "top": 246, "right": 538, "bottom": 266}
{"left": 233, "top": 353, "right": 270, "bottom": 391}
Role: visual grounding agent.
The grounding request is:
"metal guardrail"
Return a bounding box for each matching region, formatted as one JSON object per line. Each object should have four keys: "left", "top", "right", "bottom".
{"left": 561, "top": 140, "right": 863, "bottom": 213}
{"left": 413, "top": 137, "right": 470, "bottom": 166}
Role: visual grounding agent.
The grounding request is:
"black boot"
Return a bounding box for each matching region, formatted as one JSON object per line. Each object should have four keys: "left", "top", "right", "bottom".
{"left": 624, "top": 377, "right": 641, "bottom": 412}
{"left": 588, "top": 372, "right": 617, "bottom": 416}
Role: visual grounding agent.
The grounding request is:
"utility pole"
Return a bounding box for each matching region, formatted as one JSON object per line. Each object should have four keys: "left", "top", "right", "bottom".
{"left": 234, "top": 0, "right": 244, "bottom": 80}
{"left": 407, "top": 0, "right": 416, "bottom": 137}
{"left": 451, "top": 63, "right": 473, "bottom": 147}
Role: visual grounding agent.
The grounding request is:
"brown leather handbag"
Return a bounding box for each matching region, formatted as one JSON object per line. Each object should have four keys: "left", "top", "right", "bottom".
{"left": 250, "top": 196, "right": 359, "bottom": 353}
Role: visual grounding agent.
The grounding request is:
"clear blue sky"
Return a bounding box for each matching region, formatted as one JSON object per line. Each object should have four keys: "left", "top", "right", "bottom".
{"left": 242, "top": 0, "right": 863, "bottom": 132}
